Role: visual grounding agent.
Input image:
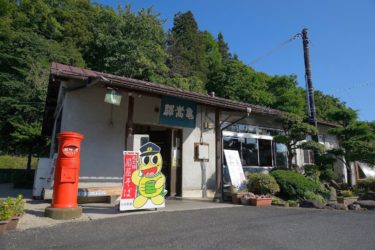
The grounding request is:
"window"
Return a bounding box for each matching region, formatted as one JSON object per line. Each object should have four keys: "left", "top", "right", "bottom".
{"left": 241, "top": 138, "right": 258, "bottom": 166}
{"left": 303, "top": 150, "right": 314, "bottom": 165}
{"left": 223, "top": 136, "right": 281, "bottom": 167}
{"left": 223, "top": 124, "right": 287, "bottom": 169}
{"left": 274, "top": 143, "right": 288, "bottom": 168}
{"left": 223, "top": 137, "right": 242, "bottom": 152}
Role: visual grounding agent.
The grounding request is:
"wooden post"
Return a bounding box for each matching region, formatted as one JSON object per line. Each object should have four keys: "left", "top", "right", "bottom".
{"left": 302, "top": 28, "right": 317, "bottom": 127}
{"left": 125, "top": 95, "right": 134, "bottom": 150}
{"left": 215, "top": 108, "right": 222, "bottom": 200}
{"left": 355, "top": 162, "right": 360, "bottom": 183}
{"left": 170, "top": 129, "right": 177, "bottom": 197}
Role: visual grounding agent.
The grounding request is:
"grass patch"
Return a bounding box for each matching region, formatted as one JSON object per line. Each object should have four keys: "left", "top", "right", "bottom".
{"left": 0, "top": 155, "right": 38, "bottom": 169}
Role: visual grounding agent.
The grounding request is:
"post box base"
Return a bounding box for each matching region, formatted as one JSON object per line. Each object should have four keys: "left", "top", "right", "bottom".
{"left": 45, "top": 206, "right": 83, "bottom": 220}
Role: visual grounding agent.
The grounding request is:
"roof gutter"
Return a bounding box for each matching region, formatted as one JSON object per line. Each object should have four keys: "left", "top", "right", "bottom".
{"left": 64, "top": 75, "right": 109, "bottom": 92}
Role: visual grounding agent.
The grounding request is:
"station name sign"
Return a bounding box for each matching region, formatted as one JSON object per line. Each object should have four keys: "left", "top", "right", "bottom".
{"left": 159, "top": 96, "right": 196, "bottom": 128}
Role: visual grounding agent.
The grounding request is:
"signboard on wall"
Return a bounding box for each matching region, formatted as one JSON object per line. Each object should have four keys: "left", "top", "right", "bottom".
{"left": 224, "top": 150, "right": 246, "bottom": 189}
{"left": 120, "top": 142, "right": 167, "bottom": 211}
{"left": 159, "top": 96, "right": 196, "bottom": 128}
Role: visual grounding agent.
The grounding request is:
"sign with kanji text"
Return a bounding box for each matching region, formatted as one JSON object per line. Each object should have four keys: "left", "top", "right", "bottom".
{"left": 159, "top": 96, "right": 196, "bottom": 128}
{"left": 224, "top": 150, "right": 246, "bottom": 190}
{"left": 119, "top": 143, "right": 167, "bottom": 211}
{"left": 120, "top": 151, "right": 139, "bottom": 211}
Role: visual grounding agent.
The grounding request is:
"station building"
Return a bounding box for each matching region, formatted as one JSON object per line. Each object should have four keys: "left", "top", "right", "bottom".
{"left": 39, "top": 62, "right": 346, "bottom": 199}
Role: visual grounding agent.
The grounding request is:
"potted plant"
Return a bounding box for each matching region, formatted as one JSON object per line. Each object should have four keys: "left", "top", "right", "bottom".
{"left": 249, "top": 194, "right": 273, "bottom": 206}
{"left": 0, "top": 200, "right": 11, "bottom": 235}
{"left": 229, "top": 182, "right": 248, "bottom": 204}
{"left": 240, "top": 193, "right": 253, "bottom": 205}
{"left": 247, "top": 173, "right": 280, "bottom": 207}
{"left": 337, "top": 190, "right": 359, "bottom": 206}
{"left": 6, "top": 195, "right": 25, "bottom": 231}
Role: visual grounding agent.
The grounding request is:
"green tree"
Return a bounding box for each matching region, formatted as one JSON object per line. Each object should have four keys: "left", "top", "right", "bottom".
{"left": 328, "top": 109, "right": 375, "bottom": 185}
{"left": 201, "top": 31, "right": 222, "bottom": 73}
{"left": 266, "top": 75, "right": 306, "bottom": 116}
{"left": 273, "top": 113, "right": 323, "bottom": 167}
{"left": 0, "top": 0, "right": 83, "bottom": 168}
{"left": 166, "top": 11, "right": 208, "bottom": 85}
{"left": 206, "top": 58, "right": 274, "bottom": 106}
{"left": 217, "top": 32, "right": 231, "bottom": 62}
{"left": 314, "top": 91, "right": 348, "bottom": 122}
{"left": 85, "top": 5, "right": 168, "bottom": 82}
{"left": 14, "top": 0, "right": 63, "bottom": 39}
{"left": 47, "top": 0, "right": 96, "bottom": 50}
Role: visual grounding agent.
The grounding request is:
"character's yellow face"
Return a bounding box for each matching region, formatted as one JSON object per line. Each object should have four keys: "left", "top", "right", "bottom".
{"left": 139, "top": 153, "right": 162, "bottom": 177}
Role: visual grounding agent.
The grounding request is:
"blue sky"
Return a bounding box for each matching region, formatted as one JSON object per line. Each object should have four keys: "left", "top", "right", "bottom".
{"left": 97, "top": 0, "right": 375, "bottom": 121}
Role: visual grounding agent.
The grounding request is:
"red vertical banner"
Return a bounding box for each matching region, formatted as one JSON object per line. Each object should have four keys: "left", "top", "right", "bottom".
{"left": 120, "top": 151, "right": 138, "bottom": 210}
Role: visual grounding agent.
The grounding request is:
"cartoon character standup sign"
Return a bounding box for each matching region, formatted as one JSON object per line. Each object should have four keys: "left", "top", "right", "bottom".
{"left": 120, "top": 142, "right": 167, "bottom": 211}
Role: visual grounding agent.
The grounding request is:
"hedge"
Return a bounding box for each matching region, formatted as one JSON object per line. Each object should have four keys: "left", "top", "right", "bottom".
{"left": 270, "top": 169, "right": 328, "bottom": 200}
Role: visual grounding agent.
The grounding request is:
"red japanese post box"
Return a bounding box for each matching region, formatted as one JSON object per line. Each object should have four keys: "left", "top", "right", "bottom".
{"left": 52, "top": 132, "right": 84, "bottom": 209}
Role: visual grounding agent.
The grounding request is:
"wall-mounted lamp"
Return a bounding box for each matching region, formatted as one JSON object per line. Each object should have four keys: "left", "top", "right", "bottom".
{"left": 104, "top": 87, "right": 122, "bottom": 106}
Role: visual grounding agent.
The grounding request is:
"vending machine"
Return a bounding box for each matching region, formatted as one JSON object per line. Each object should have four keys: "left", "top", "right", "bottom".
{"left": 126, "top": 134, "right": 149, "bottom": 151}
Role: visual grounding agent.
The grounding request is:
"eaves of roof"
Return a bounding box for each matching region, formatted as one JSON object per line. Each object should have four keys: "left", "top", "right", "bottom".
{"left": 42, "top": 62, "right": 338, "bottom": 135}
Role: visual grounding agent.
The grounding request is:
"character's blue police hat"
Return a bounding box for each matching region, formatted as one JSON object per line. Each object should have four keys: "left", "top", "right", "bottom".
{"left": 139, "top": 142, "right": 160, "bottom": 156}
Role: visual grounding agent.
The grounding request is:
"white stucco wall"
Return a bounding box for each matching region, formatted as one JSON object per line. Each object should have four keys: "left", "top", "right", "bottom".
{"left": 61, "top": 86, "right": 128, "bottom": 180}
{"left": 60, "top": 87, "right": 218, "bottom": 197}
{"left": 133, "top": 95, "right": 161, "bottom": 125}
{"left": 182, "top": 105, "right": 216, "bottom": 198}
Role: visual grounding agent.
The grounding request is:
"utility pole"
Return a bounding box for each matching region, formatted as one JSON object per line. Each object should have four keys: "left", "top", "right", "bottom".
{"left": 302, "top": 28, "right": 318, "bottom": 128}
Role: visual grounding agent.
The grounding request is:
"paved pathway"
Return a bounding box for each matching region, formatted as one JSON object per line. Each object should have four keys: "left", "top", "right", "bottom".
{"left": 0, "top": 183, "right": 237, "bottom": 230}
{"left": 2, "top": 206, "right": 374, "bottom": 250}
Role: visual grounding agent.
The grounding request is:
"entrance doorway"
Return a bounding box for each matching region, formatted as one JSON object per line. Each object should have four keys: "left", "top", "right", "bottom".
{"left": 134, "top": 125, "right": 182, "bottom": 197}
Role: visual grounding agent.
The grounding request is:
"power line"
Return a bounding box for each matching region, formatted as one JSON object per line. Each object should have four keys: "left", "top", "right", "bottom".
{"left": 332, "top": 79, "right": 375, "bottom": 93}
{"left": 249, "top": 33, "right": 301, "bottom": 65}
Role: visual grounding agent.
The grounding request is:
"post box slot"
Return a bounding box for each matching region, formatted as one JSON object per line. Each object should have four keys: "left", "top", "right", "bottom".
{"left": 62, "top": 145, "right": 79, "bottom": 157}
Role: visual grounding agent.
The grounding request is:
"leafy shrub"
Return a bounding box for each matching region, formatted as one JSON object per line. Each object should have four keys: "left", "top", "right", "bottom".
{"left": 319, "top": 167, "right": 337, "bottom": 182}
{"left": 270, "top": 167, "right": 293, "bottom": 173}
{"left": 287, "top": 200, "right": 298, "bottom": 207}
{"left": 247, "top": 173, "right": 280, "bottom": 195}
{"left": 356, "top": 178, "right": 375, "bottom": 193}
{"left": 303, "top": 191, "right": 326, "bottom": 204}
{"left": 7, "top": 195, "right": 25, "bottom": 216}
{"left": 304, "top": 164, "right": 337, "bottom": 182}
{"left": 272, "top": 196, "right": 285, "bottom": 205}
{"left": 340, "top": 190, "right": 354, "bottom": 197}
{"left": 0, "top": 200, "right": 12, "bottom": 221}
{"left": 229, "top": 185, "right": 248, "bottom": 194}
{"left": 351, "top": 186, "right": 363, "bottom": 197}
{"left": 304, "top": 165, "right": 320, "bottom": 180}
{"left": 270, "top": 170, "right": 329, "bottom": 200}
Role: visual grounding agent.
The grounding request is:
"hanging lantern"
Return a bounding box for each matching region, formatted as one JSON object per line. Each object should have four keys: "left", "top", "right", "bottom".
{"left": 104, "top": 87, "right": 122, "bottom": 106}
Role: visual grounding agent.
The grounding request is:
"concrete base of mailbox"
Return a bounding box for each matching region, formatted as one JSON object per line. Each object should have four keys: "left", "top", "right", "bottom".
{"left": 45, "top": 206, "right": 83, "bottom": 220}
